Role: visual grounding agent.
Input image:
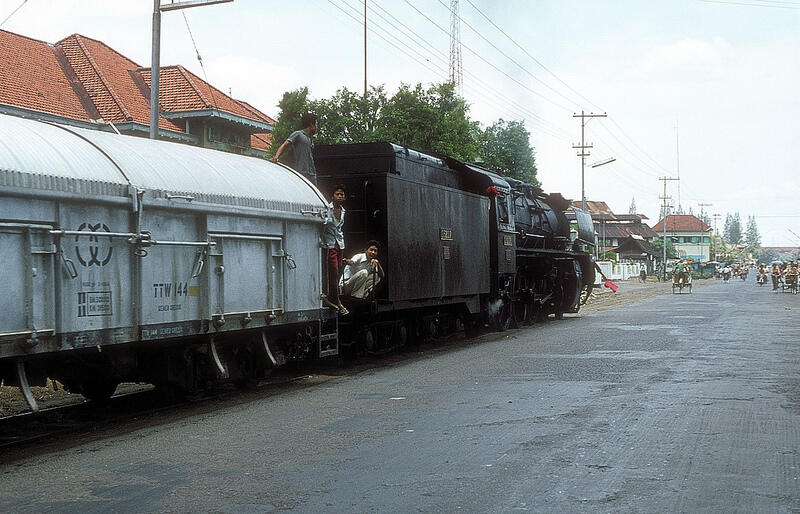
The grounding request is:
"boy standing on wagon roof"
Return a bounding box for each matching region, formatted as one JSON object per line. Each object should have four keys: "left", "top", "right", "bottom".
{"left": 270, "top": 113, "right": 318, "bottom": 184}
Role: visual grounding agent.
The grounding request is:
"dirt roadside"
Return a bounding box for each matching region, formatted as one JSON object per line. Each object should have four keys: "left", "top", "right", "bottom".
{"left": 577, "top": 276, "right": 711, "bottom": 316}
{"left": 0, "top": 278, "right": 713, "bottom": 417}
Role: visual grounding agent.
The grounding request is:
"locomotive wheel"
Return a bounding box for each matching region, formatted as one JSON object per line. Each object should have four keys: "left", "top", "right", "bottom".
{"left": 493, "top": 302, "right": 512, "bottom": 332}
{"left": 579, "top": 285, "right": 592, "bottom": 306}
{"left": 512, "top": 301, "right": 527, "bottom": 328}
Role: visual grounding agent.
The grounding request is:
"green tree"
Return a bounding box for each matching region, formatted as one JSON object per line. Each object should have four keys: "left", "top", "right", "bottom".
{"left": 723, "top": 212, "right": 743, "bottom": 244}
{"left": 309, "top": 86, "right": 387, "bottom": 144}
{"left": 269, "top": 82, "right": 546, "bottom": 188}
{"left": 375, "top": 82, "right": 480, "bottom": 161}
{"left": 267, "top": 87, "right": 310, "bottom": 158}
{"left": 478, "top": 119, "right": 538, "bottom": 186}
{"left": 652, "top": 237, "right": 677, "bottom": 259}
{"left": 745, "top": 215, "right": 761, "bottom": 249}
{"left": 753, "top": 247, "right": 777, "bottom": 264}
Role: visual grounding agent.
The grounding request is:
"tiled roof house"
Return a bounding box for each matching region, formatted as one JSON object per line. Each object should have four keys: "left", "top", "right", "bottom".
{"left": 0, "top": 29, "right": 273, "bottom": 156}
{"left": 652, "top": 214, "right": 713, "bottom": 262}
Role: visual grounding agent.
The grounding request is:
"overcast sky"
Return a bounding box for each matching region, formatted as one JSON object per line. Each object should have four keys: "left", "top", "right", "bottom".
{"left": 2, "top": 0, "right": 798, "bottom": 245}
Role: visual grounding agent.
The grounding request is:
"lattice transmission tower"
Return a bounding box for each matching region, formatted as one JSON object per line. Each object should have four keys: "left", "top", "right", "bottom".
{"left": 449, "top": 0, "right": 463, "bottom": 95}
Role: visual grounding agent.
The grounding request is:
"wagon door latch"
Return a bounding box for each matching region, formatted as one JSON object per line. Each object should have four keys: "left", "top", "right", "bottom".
{"left": 300, "top": 209, "right": 326, "bottom": 220}
{"left": 275, "top": 250, "right": 297, "bottom": 270}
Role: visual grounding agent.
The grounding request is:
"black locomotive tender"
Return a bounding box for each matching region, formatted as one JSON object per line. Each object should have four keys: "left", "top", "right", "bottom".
{"left": 0, "top": 115, "right": 595, "bottom": 412}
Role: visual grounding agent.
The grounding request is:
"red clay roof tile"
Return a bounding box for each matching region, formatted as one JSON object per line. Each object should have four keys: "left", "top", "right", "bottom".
{"left": 0, "top": 30, "right": 91, "bottom": 120}
{"left": 652, "top": 214, "right": 712, "bottom": 233}
{"left": 2, "top": 29, "right": 273, "bottom": 138}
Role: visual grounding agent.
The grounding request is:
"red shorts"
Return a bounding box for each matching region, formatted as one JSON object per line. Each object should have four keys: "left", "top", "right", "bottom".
{"left": 327, "top": 245, "right": 343, "bottom": 269}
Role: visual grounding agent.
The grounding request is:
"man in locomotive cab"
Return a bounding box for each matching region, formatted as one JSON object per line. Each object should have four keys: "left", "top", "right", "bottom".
{"left": 269, "top": 112, "right": 318, "bottom": 183}
{"left": 322, "top": 184, "right": 352, "bottom": 316}
{"left": 341, "top": 240, "right": 385, "bottom": 300}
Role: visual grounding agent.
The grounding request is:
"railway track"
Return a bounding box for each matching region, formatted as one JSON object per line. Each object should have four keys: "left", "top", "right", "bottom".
{"left": 0, "top": 329, "right": 494, "bottom": 455}
{"left": 0, "top": 373, "right": 317, "bottom": 453}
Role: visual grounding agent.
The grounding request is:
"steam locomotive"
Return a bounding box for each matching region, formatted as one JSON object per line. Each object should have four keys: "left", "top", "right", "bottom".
{"left": 314, "top": 143, "right": 596, "bottom": 352}
{"left": 0, "top": 115, "right": 595, "bottom": 412}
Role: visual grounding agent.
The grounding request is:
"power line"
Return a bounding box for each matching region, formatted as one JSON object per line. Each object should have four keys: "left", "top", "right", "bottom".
{"left": 343, "top": 0, "right": 575, "bottom": 140}
{"left": 328, "top": 0, "right": 446, "bottom": 78}
{"left": 697, "top": 0, "right": 800, "bottom": 8}
{"left": 464, "top": 0, "right": 605, "bottom": 113}
{"left": 402, "top": 0, "right": 574, "bottom": 112}
{"left": 0, "top": 0, "right": 28, "bottom": 28}
{"left": 181, "top": 11, "right": 219, "bottom": 109}
{"left": 436, "top": 0, "right": 583, "bottom": 111}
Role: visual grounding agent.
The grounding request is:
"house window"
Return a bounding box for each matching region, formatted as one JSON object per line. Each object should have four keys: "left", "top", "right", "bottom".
{"left": 703, "top": 236, "right": 710, "bottom": 243}
{"left": 207, "top": 126, "right": 215, "bottom": 141}
{"left": 690, "top": 236, "right": 699, "bottom": 243}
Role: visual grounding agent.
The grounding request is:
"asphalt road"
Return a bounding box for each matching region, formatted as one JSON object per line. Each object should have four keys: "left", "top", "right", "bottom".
{"left": 1, "top": 278, "right": 798, "bottom": 513}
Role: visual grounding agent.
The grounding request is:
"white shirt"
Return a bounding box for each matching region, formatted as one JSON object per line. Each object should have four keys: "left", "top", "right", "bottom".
{"left": 322, "top": 202, "right": 345, "bottom": 249}
{"left": 342, "top": 253, "right": 370, "bottom": 281}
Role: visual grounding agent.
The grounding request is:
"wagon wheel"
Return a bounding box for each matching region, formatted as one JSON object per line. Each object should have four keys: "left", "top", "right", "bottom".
{"left": 78, "top": 379, "right": 120, "bottom": 402}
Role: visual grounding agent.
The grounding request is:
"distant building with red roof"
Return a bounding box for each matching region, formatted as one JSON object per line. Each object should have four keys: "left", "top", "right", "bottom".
{"left": 652, "top": 214, "right": 713, "bottom": 262}
{"left": 0, "top": 29, "right": 273, "bottom": 156}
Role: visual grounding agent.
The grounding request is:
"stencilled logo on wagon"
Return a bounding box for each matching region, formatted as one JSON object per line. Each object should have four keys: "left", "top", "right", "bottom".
{"left": 74, "top": 223, "right": 113, "bottom": 267}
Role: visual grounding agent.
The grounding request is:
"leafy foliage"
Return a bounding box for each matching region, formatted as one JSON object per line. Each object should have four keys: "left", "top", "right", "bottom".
{"left": 309, "top": 86, "right": 387, "bottom": 144}
{"left": 478, "top": 119, "right": 538, "bottom": 186}
{"left": 375, "top": 82, "right": 480, "bottom": 161}
{"left": 267, "top": 87, "right": 311, "bottom": 158}
{"left": 269, "top": 82, "right": 539, "bottom": 186}
{"left": 723, "top": 212, "right": 742, "bottom": 244}
{"left": 745, "top": 215, "right": 761, "bottom": 248}
{"left": 652, "top": 237, "right": 677, "bottom": 259}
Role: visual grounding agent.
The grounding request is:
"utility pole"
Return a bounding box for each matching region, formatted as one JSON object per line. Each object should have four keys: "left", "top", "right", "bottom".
{"left": 698, "top": 202, "right": 712, "bottom": 263}
{"left": 150, "top": 0, "right": 233, "bottom": 139}
{"left": 659, "top": 176, "right": 679, "bottom": 281}
{"left": 572, "top": 111, "right": 607, "bottom": 211}
{"left": 448, "top": 0, "right": 463, "bottom": 95}
{"left": 712, "top": 213, "right": 722, "bottom": 262}
{"left": 364, "top": 0, "right": 367, "bottom": 97}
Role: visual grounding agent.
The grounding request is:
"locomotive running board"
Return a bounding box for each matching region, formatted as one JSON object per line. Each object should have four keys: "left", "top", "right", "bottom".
{"left": 15, "top": 359, "right": 39, "bottom": 413}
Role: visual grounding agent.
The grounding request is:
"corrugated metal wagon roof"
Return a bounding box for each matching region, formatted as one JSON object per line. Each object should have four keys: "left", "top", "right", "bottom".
{"left": 0, "top": 114, "right": 324, "bottom": 212}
